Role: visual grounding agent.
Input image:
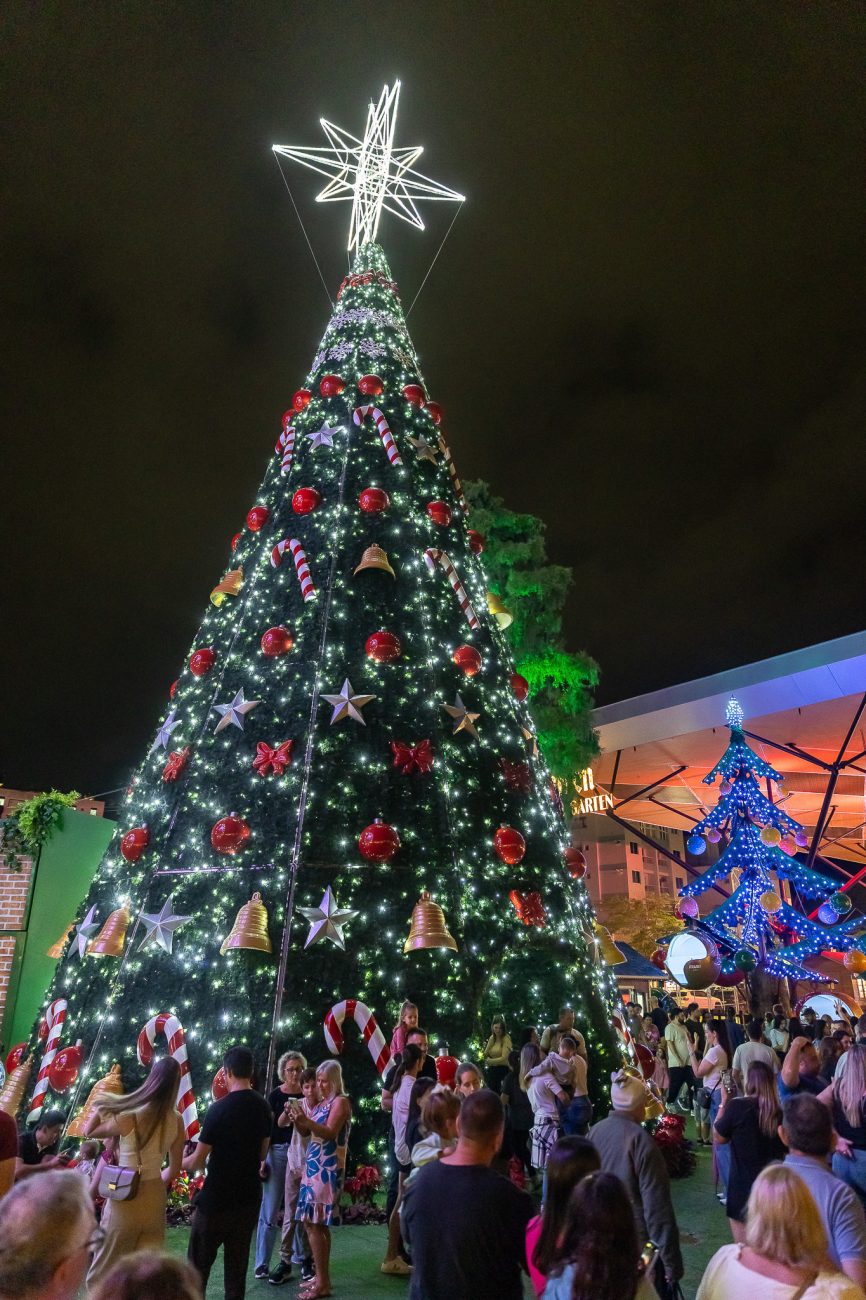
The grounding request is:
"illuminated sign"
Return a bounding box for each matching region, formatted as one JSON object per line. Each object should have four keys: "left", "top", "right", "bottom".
{"left": 554, "top": 768, "right": 614, "bottom": 816}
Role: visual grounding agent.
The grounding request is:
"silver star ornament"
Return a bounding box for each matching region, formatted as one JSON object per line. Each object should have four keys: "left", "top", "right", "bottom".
{"left": 73, "top": 905, "right": 101, "bottom": 959}
{"left": 307, "top": 422, "right": 343, "bottom": 451}
{"left": 298, "top": 886, "right": 358, "bottom": 950}
{"left": 321, "top": 679, "right": 376, "bottom": 725}
{"left": 137, "top": 896, "right": 193, "bottom": 954}
{"left": 212, "top": 688, "right": 261, "bottom": 733}
{"left": 150, "top": 709, "right": 182, "bottom": 755}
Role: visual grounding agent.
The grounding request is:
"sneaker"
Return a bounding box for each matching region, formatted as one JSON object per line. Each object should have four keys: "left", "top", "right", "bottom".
{"left": 301, "top": 1261, "right": 316, "bottom": 1283}
{"left": 381, "top": 1258, "right": 413, "bottom": 1275}
{"left": 267, "top": 1262, "right": 292, "bottom": 1286}
{"left": 254, "top": 1266, "right": 270, "bottom": 1280}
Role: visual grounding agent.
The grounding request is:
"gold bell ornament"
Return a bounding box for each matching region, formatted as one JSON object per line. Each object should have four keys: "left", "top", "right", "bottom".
{"left": 353, "top": 544, "right": 396, "bottom": 578}
{"left": 210, "top": 567, "right": 244, "bottom": 607}
{"left": 643, "top": 1082, "right": 666, "bottom": 1120}
{"left": 403, "top": 892, "right": 458, "bottom": 953}
{"left": 592, "top": 920, "right": 627, "bottom": 965}
{"left": 88, "top": 905, "right": 131, "bottom": 957}
{"left": 486, "top": 591, "right": 513, "bottom": 630}
{"left": 220, "top": 892, "right": 273, "bottom": 955}
{"left": 67, "top": 1063, "right": 124, "bottom": 1138}
{"left": 46, "top": 923, "right": 73, "bottom": 959}
{"left": 0, "top": 1057, "right": 32, "bottom": 1117}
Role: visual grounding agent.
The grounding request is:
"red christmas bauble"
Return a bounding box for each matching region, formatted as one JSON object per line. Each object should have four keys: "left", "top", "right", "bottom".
{"left": 358, "top": 374, "right": 384, "bottom": 397}
{"left": 716, "top": 967, "right": 746, "bottom": 987}
{"left": 48, "top": 1043, "right": 83, "bottom": 1093}
{"left": 424, "top": 401, "right": 443, "bottom": 425}
{"left": 5, "top": 1044, "right": 26, "bottom": 1073}
{"left": 435, "top": 1052, "right": 459, "bottom": 1088}
{"left": 261, "top": 626, "right": 294, "bottom": 658}
{"left": 292, "top": 487, "right": 321, "bottom": 515}
{"left": 650, "top": 947, "right": 668, "bottom": 970}
{"left": 403, "top": 383, "right": 426, "bottom": 407}
{"left": 564, "top": 847, "right": 586, "bottom": 879}
{"left": 210, "top": 813, "right": 251, "bottom": 855}
{"left": 358, "top": 818, "right": 400, "bottom": 861}
{"left": 292, "top": 389, "right": 312, "bottom": 412}
{"left": 120, "top": 826, "right": 149, "bottom": 863}
{"left": 359, "top": 486, "right": 390, "bottom": 513}
{"left": 247, "top": 506, "right": 270, "bottom": 532}
{"left": 510, "top": 673, "right": 529, "bottom": 700}
{"left": 319, "top": 374, "right": 345, "bottom": 397}
{"left": 426, "top": 500, "right": 452, "bottom": 527}
{"left": 189, "top": 647, "right": 216, "bottom": 678}
{"left": 230, "top": 532, "right": 242, "bottom": 552}
{"left": 636, "top": 1042, "right": 656, "bottom": 1080}
{"left": 467, "top": 530, "right": 485, "bottom": 554}
{"left": 169, "top": 679, "right": 178, "bottom": 699}
{"left": 453, "top": 645, "right": 482, "bottom": 676}
{"left": 365, "top": 630, "right": 402, "bottom": 663}
{"left": 493, "top": 824, "right": 526, "bottom": 865}
{"left": 212, "top": 1067, "right": 229, "bottom": 1100}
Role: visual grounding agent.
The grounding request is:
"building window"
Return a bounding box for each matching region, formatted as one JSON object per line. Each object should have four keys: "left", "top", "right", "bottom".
{"left": 631, "top": 870, "right": 641, "bottom": 884}
{"left": 629, "top": 841, "right": 638, "bottom": 855}
{"left": 676, "top": 877, "right": 685, "bottom": 888}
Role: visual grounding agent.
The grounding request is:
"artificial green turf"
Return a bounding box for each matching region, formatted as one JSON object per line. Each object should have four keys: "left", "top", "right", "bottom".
{"left": 164, "top": 1129, "right": 730, "bottom": 1299}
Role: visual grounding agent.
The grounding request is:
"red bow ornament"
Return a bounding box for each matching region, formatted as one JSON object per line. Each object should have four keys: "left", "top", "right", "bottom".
{"left": 390, "top": 739, "right": 434, "bottom": 775}
{"left": 509, "top": 889, "right": 547, "bottom": 928}
{"left": 162, "top": 747, "right": 192, "bottom": 783}
{"left": 253, "top": 740, "right": 294, "bottom": 776}
{"left": 500, "top": 758, "right": 532, "bottom": 794}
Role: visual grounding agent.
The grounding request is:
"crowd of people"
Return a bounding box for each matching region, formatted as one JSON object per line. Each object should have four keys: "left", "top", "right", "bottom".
{"left": 0, "top": 999, "right": 863, "bottom": 1300}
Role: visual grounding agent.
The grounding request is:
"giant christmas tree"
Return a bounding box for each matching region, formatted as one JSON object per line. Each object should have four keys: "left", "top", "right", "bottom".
{"left": 26, "top": 84, "right": 617, "bottom": 1156}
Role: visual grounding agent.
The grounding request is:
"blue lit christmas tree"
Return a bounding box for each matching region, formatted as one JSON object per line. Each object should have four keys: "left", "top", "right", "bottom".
{"left": 679, "top": 698, "right": 865, "bottom": 982}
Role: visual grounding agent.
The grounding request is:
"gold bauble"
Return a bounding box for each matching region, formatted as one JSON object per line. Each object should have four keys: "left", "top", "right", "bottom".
{"left": 843, "top": 949, "right": 866, "bottom": 974}
{"left": 760, "top": 826, "right": 782, "bottom": 846}
{"left": 760, "top": 890, "right": 782, "bottom": 914}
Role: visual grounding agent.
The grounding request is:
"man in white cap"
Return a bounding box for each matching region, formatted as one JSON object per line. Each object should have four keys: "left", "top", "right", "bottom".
{"left": 589, "top": 1069, "right": 683, "bottom": 1294}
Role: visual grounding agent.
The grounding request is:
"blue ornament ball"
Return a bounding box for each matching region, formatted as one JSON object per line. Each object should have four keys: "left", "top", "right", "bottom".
{"left": 687, "top": 833, "right": 706, "bottom": 856}
{"left": 818, "top": 902, "right": 838, "bottom": 925}
{"left": 830, "top": 891, "right": 853, "bottom": 916}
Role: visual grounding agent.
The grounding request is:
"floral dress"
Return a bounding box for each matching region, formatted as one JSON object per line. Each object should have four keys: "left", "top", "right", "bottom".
{"left": 295, "top": 1098, "right": 349, "bottom": 1226}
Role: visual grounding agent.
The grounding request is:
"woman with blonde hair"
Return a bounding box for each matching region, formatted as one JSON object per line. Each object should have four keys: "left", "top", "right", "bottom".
{"left": 293, "top": 1060, "right": 352, "bottom": 1299}
{"left": 84, "top": 1056, "right": 184, "bottom": 1286}
{"left": 819, "top": 1043, "right": 866, "bottom": 1210}
{"left": 483, "top": 1014, "right": 513, "bottom": 1093}
{"left": 714, "top": 1060, "right": 785, "bottom": 1238}
{"left": 696, "top": 1163, "right": 863, "bottom": 1298}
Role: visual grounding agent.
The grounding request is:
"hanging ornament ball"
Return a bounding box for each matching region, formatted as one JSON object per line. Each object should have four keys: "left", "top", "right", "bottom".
{"left": 169, "top": 680, "right": 178, "bottom": 699}
{"left": 686, "top": 833, "right": 706, "bottom": 856}
{"left": 682, "top": 955, "right": 721, "bottom": 990}
{"left": 665, "top": 930, "right": 721, "bottom": 987}
{"left": 818, "top": 902, "right": 838, "bottom": 925}
{"left": 210, "top": 812, "right": 251, "bottom": 855}
{"left": 679, "top": 897, "right": 699, "bottom": 919}
{"left": 292, "top": 388, "right": 312, "bottom": 412}
{"left": 48, "top": 1043, "right": 83, "bottom": 1093}
{"left": 4, "top": 1044, "right": 26, "bottom": 1074}
{"left": 453, "top": 645, "right": 482, "bottom": 677}
{"left": 734, "top": 948, "right": 757, "bottom": 973}
{"left": 760, "top": 890, "right": 783, "bottom": 913}
{"left": 246, "top": 505, "right": 270, "bottom": 531}
{"left": 719, "top": 780, "right": 733, "bottom": 796}
{"left": 189, "top": 647, "right": 216, "bottom": 678}
{"left": 359, "top": 818, "right": 400, "bottom": 862}
{"left": 358, "top": 374, "right": 384, "bottom": 397}
{"left": 831, "top": 891, "right": 853, "bottom": 916}
{"left": 261, "top": 626, "right": 294, "bottom": 658}
{"left": 403, "top": 383, "right": 426, "bottom": 407}
{"left": 510, "top": 673, "right": 530, "bottom": 701}
{"left": 426, "top": 500, "right": 452, "bottom": 527}
{"left": 359, "top": 486, "right": 390, "bottom": 514}
{"left": 231, "top": 532, "right": 242, "bottom": 552}
{"left": 761, "top": 826, "right": 782, "bottom": 846}
{"left": 795, "top": 829, "right": 810, "bottom": 849}
{"left": 292, "top": 487, "right": 321, "bottom": 515}
{"left": 212, "top": 1067, "right": 229, "bottom": 1100}
{"left": 424, "top": 400, "right": 443, "bottom": 425}
{"left": 365, "top": 630, "right": 402, "bottom": 663}
{"left": 650, "top": 946, "right": 668, "bottom": 971}
{"left": 319, "top": 374, "right": 345, "bottom": 397}
{"left": 493, "top": 824, "right": 526, "bottom": 865}
{"left": 843, "top": 949, "right": 866, "bottom": 974}
{"left": 716, "top": 965, "right": 746, "bottom": 987}
{"left": 564, "top": 847, "right": 587, "bottom": 880}
{"left": 467, "top": 530, "right": 485, "bottom": 555}
{"left": 120, "top": 826, "right": 149, "bottom": 863}
{"left": 706, "top": 827, "right": 722, "bottom": 844}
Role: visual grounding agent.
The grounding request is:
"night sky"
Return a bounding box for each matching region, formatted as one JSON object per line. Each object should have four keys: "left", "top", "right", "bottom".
{"left": 3, "top": 3, "right": 864, "bottom": 798}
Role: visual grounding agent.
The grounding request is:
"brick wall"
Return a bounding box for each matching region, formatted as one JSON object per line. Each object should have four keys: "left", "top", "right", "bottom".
{"left": 0, "top": 856, "right": 33, "bottom": 1032}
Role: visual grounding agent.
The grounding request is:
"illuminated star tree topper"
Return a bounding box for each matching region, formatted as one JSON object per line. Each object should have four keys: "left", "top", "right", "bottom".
{"left": 273, "top": 81, "right": 465, "bottom": 252}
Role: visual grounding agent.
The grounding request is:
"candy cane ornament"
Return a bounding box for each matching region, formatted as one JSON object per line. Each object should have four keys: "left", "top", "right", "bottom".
{"left": 436, "top": 433, "right": 468, "bottom": 513}
{"left": 324, "top": 999, "right": 391, "bottom": 1077}
{"left": 137, "top": 1013, "right": 200, "bottom": 1139}
{"left": 423, "top": 549, "right": 479, "bottom": 630}
{"left": 275, "top": 424, "right": 296, "bottom": 476}
{"left": 352, "top": 406, "right": 403, "bottom": 467}
{"left": 27, "top": 998, "right": 67, "bottom": 1122}
{"left": 270, "top": 538, "right": 317, "bottom": 602}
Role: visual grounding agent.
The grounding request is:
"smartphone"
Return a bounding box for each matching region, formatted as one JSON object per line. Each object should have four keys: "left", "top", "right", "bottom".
{"left": 638, "top": 1240, "right": 659, "bottom": 1276}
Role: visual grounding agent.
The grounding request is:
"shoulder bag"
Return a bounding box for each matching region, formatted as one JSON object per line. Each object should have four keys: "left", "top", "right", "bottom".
{"left": 97, "top": 1115, "right": 142, "bottom": 1202}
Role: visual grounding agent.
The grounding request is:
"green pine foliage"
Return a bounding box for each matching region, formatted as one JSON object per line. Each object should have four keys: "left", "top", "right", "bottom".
{"left": 30, "top": 245, "right": 617, "bottom": 1160}
{"left": 462, "top": 482, "right": 599, "bottom": 779}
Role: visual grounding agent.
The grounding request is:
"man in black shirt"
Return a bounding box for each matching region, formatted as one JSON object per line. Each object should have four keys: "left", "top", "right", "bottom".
{"left": 649, "top": 992, "right": 669, "bottom": 1038}
{"left": 184, "top": 1045, "right": 272, "bottom": 1300}
{"left": 685, "top": 1003, "right": 705, "bottom": 1056}
{"left": 403, "top": 1089, "right": 532, "bottom": 1299}
{"left": 15, "top": 1109, "right": 64, "bottom": 1181}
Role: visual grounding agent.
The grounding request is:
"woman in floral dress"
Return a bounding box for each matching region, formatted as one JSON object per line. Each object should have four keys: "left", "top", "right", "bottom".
{"left": 294, "top": 1060, "right": 352, "bottom": 1299}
